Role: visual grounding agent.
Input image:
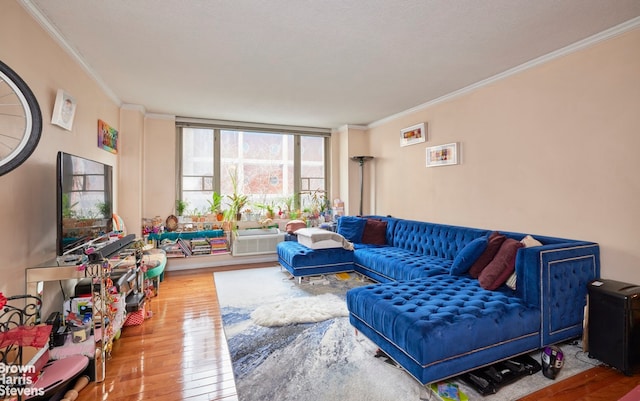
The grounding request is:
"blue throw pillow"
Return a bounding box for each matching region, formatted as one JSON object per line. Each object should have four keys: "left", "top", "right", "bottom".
{"left": 337, "top": 216, "right": 367, "bottom": 243}
{"left": 450, "top": 236, "right": 488, "bottom": 276}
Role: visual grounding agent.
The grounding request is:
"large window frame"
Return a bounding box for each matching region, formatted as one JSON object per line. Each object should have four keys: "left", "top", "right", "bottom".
{"left": 176, "top": 119, "right": 331, "bottom": 218}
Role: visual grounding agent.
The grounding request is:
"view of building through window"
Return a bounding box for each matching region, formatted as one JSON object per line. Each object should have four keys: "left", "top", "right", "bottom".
{"left": 180, "top": 127, "right": 326, "bottom": 219}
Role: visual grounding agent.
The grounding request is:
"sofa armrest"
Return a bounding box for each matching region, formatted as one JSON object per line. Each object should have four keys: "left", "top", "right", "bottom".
{"left": 515, "top": 242, "right": 600, "bottom": 345}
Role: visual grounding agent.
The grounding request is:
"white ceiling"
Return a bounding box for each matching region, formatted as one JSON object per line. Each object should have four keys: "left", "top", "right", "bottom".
{"left": 21, "top": 0, "right": 640, "bottom": 129}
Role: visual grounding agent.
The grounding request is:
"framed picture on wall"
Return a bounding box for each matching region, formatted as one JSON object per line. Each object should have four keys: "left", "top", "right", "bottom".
{"left": 400, "top": 123, "right": 426, "bottom": 147}
{"left": 98, "top": 119, "right": 118, "bottom": 154}
{"left": 426, "top": 142, "right": 459, "bottom": 167}
{"left": 51, "top": 89, "right": 77, "bottom": 131}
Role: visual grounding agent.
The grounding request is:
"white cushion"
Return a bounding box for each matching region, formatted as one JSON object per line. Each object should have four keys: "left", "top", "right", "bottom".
{"left": 296, "top": 228, "right": 350, "bottom": 250}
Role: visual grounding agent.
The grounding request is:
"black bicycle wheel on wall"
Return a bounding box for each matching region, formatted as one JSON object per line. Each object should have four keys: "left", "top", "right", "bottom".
{"left": 0, "top": 59, "right": 42, "bottom": 177}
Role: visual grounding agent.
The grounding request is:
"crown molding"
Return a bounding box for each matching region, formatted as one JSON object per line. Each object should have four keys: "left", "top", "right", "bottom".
{"left": 335, "top": 124, "right": 368, "bottom": 133}
{"left": 121, "top": 103, "right": 146, "bottom": 113}
{"left": 19, "top": 0, "right": 122, "bottom": 107}
{"left": 369, "top": 17, "right": 640, "bottom": 129}
{"left": 145, "top": 113, "right": 176, "bottom": 121}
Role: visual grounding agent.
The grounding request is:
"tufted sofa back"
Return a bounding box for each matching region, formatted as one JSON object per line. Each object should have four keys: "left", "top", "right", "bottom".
{"left": 391, "top": 219, "right": 491, "bottom": 260}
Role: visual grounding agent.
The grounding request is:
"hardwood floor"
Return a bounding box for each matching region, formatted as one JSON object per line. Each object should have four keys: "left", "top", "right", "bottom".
{"left": 519, "top": 366, "right": 639, "bottom": 401}
{"left": 74, "top": 264, "right": 639, "bottom": 401}
{"left": 74, "top": 264, "right": 255, "bottom": 401}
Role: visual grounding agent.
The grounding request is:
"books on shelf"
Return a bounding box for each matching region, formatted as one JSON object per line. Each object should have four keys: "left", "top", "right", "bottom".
{"left": 160, "top": 241, "right": 186, "bottom": 258}
{"left": 210, "top": 237, "right": 229, "bottom": 254}
{"left": 190, "top": 238, "right": 212, "bottom": 256}
{"left": 159, "top": 233, "right": 229, "bottom": 257}
{"left": 177, "top": 238, "right": 192, "bottom": 256}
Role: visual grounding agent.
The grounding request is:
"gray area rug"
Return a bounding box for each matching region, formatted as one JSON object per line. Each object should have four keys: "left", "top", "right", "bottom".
{"left": 215, "top": 266, "right": 598, "bottom": 401}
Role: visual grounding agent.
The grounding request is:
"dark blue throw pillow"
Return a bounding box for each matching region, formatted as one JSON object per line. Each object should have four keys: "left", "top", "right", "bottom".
{"left": 450, "top": 236, "right": 489, "bottom": 276}
{"left": 337, "top": 216, "right": 367, "bottom": 243}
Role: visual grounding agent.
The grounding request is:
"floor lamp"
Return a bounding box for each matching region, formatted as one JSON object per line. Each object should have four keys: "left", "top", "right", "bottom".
{"left": 350, "top": 155, "right": 374, "bottom": 216}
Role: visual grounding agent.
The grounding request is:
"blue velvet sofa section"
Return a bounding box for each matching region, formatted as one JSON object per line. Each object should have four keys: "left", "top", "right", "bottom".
{"left": 348, "top": 276, "right": 541, "bottom": 385}
{"left": 277, "top": 216, "right": 600, "bottom": 385}
{"left": 277, "top": 240, "right": 355, "bottom": 282}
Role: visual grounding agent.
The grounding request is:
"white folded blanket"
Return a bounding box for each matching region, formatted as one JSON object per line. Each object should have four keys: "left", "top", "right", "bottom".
{"left": 295, "top": 227, "right": 353, "bottom": 250}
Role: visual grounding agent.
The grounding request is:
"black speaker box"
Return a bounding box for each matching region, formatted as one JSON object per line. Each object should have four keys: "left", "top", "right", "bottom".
{"left": 588, "top": 279, "right": 640, "bottom": 376}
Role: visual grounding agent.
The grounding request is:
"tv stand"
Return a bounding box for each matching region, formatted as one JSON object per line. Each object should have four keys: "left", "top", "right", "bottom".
{"left": 27, "top": 238, "right": 146, "bottom": 382}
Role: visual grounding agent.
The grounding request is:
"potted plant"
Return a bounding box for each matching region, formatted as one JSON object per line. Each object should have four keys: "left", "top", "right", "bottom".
{"left": 227, "top": 167, "right": 248, "bottom": 221}
{"left": 309, "top": 189, "right": 327, "bottom": 219}
{"left": 255, "top": 201, "right": 275, "bottom": 219}
{"left": 176, "top": 199, "right": 188, "bottom": 223}
{"left": 208, "top": 191, "right": 224, "bottom": 221}
{"left": 228, "top": 193, "right": 248, "bottom": 221}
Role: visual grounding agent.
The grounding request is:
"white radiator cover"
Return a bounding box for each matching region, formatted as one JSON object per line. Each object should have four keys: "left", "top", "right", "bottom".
{"left": 232, "top": 229, "right": 285, "bottom": 256}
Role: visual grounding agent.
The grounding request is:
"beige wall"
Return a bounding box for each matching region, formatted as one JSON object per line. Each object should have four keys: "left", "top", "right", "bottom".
{"left": 0, "top": 1, "right": 120, "bottom": 297}
{"left": 142, "top": 115, "right": 177, "bottom": 218}
{"left": 332, "top": 125, "right": 372, "bottom": 216}
{"left": 118, "top": 106, "right": 145, "bottom": 234}
{"left": 367, "top": 29, "right": 640, "bottom": 284}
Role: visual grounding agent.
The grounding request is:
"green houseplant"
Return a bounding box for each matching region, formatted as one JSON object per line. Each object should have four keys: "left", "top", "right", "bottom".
{"left": 255, "top": 201, "right": 275, "bottom": 219}
{"left": 176, "top": 199, "right": 188, "bottom": 217}
{"left": 208, "top": 191, "right": 224, "bottom": 221}
{"left": 228, "top": 193, "right": 248, "bottom": 221}
{"left": 226, "top": 167, "right": 248, "bottom": 221}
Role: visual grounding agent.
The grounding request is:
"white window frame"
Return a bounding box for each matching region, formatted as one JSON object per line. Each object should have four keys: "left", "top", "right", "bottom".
{"left": 175, "top": 119, "right": 330, "bottom": 212}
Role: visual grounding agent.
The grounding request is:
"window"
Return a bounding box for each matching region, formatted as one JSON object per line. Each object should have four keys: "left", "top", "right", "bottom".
{"left": 178, "top": 123, "right": 329, "bottom": 218}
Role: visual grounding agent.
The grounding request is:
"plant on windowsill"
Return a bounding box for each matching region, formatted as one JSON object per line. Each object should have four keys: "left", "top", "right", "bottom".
{"left": 309, "top": 189, "right": 328, "bottom": 219}
{"left": 176, "top": 199, "right": 188, "bottom": 216}
{"left": 254, "top": 201, "right": 275, "bottom": 219}
{"left": 281, "top": 194, "right": 298, "bottom": 219}
{"left": 227, "top": 194, "right": 248, "bottom": 221}
{"left": 176, "top": 199, "right": 189, "bottom": 223}
{"left": 207, "top": 191, "right": 224, "bottom": 221}
{"left": 227, "top": 167, "right": 248, "bottom": 222}
{"left": 191, "top": 208, "right": 207, "bottom": 223}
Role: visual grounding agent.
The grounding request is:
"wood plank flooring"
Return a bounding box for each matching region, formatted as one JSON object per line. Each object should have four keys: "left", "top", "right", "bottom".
{"left": 74, "top": 264, "right": 255, "bottom": 401}
{"left": 74, "top": 264, "right": 639, "bottom": 401}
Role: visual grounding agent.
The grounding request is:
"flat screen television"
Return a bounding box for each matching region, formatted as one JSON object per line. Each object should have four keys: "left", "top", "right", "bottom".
{"left": 56, "top": 151, "right": 113, "bottom": 256}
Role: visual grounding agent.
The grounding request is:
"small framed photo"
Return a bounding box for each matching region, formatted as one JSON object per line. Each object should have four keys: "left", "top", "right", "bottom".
{"left": 426, "top": 142, "right": 459, "bottom": 167}
{"left": 98, "top": 119, "right": 118, "bottom": 154}
{"left": 400, "top": 123, "right": 426, "bottom": 147}
{"left": 51, "top": 89, "right": 77, "bottom": 131}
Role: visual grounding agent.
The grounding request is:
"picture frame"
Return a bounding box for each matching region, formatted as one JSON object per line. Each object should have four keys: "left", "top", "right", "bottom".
{"left": 98, "top": 119, "right": 118, "bottom": 154}
{"left": 400, "top": 123, "right": 426, "bottom": 147}
{"left": 426, "top": 142, "right": 459, "bottom": 167}
{"left": 51, "top": 89, "right": 77, "bottom": 131}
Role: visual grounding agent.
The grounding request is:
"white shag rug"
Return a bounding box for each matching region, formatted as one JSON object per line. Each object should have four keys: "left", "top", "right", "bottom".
{"left": 251, "top": 293, "right": 348, "bottom": 326}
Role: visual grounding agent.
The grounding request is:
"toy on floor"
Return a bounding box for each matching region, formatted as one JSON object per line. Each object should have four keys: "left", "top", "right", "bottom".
{"left": 61, "top": 374, "right": 90, "bottom": 401}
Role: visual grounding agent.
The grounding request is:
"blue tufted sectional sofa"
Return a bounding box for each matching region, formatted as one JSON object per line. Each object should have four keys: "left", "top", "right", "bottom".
{"left": 276, "top": 216, "right": 600, "bottom": 385}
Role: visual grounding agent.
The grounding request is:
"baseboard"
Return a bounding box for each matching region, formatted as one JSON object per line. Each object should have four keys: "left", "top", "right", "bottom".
{"left": 165, "top": 253, "right": 278, "bottom": 271}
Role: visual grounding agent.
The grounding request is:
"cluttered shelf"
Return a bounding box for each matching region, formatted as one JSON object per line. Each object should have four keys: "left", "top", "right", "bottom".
{"left": 23, "top": 237, "right": 166, "bottom": 392}
{"left": 147, "top": 229, "right": 230, "bottom": 258}
{"left": 147, "top": 226, "right": 290, "bottom": 259}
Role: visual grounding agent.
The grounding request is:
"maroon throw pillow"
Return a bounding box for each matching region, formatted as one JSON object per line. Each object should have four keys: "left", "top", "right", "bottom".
{"left": 360, "top": 219, "right": 387, "bottom": 245}
{"left": 478, "top": 238, "right": 524, "bottom": 290}
{"left": 468, "top": 232, "right": 506, "bottom": 278}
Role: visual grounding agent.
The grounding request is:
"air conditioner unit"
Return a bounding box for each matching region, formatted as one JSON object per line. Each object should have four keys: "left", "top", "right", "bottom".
{"left": 232, "top": 228, "right": 285, "bottom": 256}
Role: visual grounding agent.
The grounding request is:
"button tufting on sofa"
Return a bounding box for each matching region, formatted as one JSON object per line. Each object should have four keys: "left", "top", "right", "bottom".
{"left": 277, "top": 215, "right": 600, "bottom": 385}
{"left": 339, "top": 216, "right": 601, "bottom": 385}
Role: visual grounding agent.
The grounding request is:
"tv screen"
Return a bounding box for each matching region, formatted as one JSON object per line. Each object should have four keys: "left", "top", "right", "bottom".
{"left": 56, "top": 152, "right": 113, "bottom": 255}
